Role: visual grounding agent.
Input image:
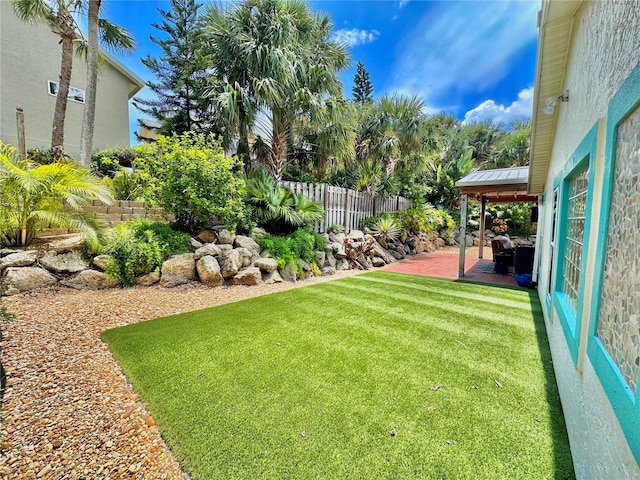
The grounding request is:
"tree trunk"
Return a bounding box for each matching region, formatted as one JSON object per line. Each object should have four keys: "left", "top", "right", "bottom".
{"left": 270, "top": 130, "right": 286, "bottom": 180}
{"left": 52, "top": 34, "right": 74, "bottom": 156}
{"left": 80, "top": 0, "right": 102, "bottom": 167}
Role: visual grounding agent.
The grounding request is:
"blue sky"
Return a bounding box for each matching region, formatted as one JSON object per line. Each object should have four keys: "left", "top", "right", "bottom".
{"left": 102, "top": 0, "right": 540, "bottom": 143}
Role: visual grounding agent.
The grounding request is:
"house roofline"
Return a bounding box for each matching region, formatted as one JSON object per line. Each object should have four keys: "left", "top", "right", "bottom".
{"left": 528, "top": 0, "right": 583, "bottom": 194}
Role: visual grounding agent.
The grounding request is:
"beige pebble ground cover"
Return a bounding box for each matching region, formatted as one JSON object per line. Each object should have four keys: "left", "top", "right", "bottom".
{"left": 0, "top": 270, "right": 363, "bottom": 479}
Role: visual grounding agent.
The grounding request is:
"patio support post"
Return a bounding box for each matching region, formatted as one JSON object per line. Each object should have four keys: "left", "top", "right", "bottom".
{"left": 458, "top": 194, "right": 468, "bottom": 277}
{"left": 479, "top": 195, "right": 486, "bottom": 259}
{"left": 532, "top": 194, "right": 543, "bottom": 283}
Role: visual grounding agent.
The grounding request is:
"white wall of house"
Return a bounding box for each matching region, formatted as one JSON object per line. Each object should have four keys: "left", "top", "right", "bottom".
{"left": 536, "top": 1, "right": 640, "bottom": 478}
{"left": 0, "top": 2, "right": 139, "bottom": 159}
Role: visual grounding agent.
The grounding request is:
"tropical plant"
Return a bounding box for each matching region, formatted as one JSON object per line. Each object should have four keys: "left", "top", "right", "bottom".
{"left": 352, "top": 60, "right": 373, "bottom": 103}
{"left": 134, "top": 0, "right": 220, "bottom": 140}
{"left": 370, "top": 217, "right": 400, "bottom": 247}
{"left": 158, "top": 133, "right": 246, "bottom": 233}
{"left": 489, "top": 120, "right": 531, "bottom": 169}
{"left": 396, "top": 203, "right": 445, "bottom": 236}
{"left": 257, "top": 228, "right": 325, "bottom": 273}
{"left": 245, "top": 171, "right": 324, "bottom": 234}
{"left": 0, "top": 143, "right": 112, "bottom": 247}
{"left": 12, "top": 0, "right": 134, "bottom": 160}
{"left": 101, "top": 219, "right": 190, "bottom": 286}
{"left": 203, "top": 0, "right": 350, "bottom": 177}
{"left": 463, "top": 120, "right": 505, "bottom": 168}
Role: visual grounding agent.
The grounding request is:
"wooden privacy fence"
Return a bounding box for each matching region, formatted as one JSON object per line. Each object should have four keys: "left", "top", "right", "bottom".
{"left": 280, "top": 181, "right": 411, "bottom": 233}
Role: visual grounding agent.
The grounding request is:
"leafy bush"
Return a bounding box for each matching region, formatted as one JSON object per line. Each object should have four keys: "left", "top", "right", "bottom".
{"left": 102, "top": 220, "right": 190, "bottom": 286}
{"left": 91, "top": 147, "right": 137, "bottom": 178}
{"left": 360, "top": 211, "right": 397, "bottom": 230}
{"left": 257, "top": 228, "right": 325, "bottom": 273}
{"left": 0, "top": 143, "right": 112, "bottom": 247}
{"left": 159, "top": 133, "right": 246, "bottom": 233}
{"left": 397, "top": 204, "right": 442, "bottom": 235}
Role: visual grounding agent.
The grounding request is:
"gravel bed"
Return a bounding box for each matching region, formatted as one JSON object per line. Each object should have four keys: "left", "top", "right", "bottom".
{"left": 0, "top": 269, "right": 363, "bottom": 479}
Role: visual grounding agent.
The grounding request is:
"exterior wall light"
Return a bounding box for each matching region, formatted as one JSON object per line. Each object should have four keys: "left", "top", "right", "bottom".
{"left": 543, "top": 90, "right": 569, "bottom": 115}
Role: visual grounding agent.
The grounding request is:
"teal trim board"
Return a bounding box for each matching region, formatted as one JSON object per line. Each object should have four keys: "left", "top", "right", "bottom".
{"left": 552, "top": 123, "right": 598, "bottom": 367}
{"left": 588, "top": 60, "right": 640, "bottom": 465}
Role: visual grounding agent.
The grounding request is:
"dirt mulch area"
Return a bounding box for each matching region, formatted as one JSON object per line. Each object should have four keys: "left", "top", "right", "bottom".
{"left": 0, "top": 270, "right": 363, "bottom": 479}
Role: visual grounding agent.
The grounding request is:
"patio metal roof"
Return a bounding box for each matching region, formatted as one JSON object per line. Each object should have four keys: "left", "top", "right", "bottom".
{"left": 455, "top": 167, "right": 539, "bottom": 202}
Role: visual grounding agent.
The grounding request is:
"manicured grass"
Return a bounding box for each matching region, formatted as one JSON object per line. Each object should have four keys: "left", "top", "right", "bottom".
{"left": 102, "top": 272, "right": 574, "bottom": 479}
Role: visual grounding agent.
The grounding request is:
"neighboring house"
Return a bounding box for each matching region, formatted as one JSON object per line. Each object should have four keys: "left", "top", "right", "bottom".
{"left": 530, "top": 0, "right": 640, "bottom": 477}
{"left": 0, "top": 1, "right": 144, "bottom": 159}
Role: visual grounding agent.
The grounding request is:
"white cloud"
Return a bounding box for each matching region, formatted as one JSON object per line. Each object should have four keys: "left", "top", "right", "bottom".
{"left": 332, "top": 28, "right": 380, "bottom": 48}
{"left": 390, "top": 1, "right": 539, "bottom": 107}
{"left": 462, "top": 87, "right": 534, "bottom": 125}
{"left": 399, "top": 0, "right": 409, "bottom": 8}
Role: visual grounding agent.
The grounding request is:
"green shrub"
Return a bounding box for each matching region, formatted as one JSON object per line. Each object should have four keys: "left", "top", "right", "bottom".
{"left": 102, "top": 220, "right": 190, "bottom": 286}
{"left": 257, "top": 228, "right": 325, "bottom": 273}
{"left": 370, "top": 217, "right": 400, "bottom": 244}
{"left": 91, "top": 147, "right": 137, "bottom": 178}
{"left": 159, "top": 133, "right": 246, "bottom": 233}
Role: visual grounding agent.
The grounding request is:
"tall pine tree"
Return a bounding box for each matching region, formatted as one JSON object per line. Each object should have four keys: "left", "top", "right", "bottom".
{"left": 134, "top": 0, "right": 218, "bottom": 139}
{"left": 352, "top": 60, "right": 373, "bottom": 103}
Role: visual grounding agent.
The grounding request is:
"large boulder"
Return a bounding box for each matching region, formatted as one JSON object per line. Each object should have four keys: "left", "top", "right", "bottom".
{"left": 328, "top": 232, "right": 345, "bottom": 244}
{"left": 196, "top": 256, "right": 223, "bottom": 286}
{"left": 1, "top": 267, "right": 57, "bottom": 296}
{"left": 230, "top": 267, "right": 262, "bottom": 286}
{"left": 321, "top": 266, "right": 336, "bottom": 276}
{"left": 348, "top": 230, "right": 365, "bottom": 242}
{"left": 234, "top": 235, "right": 260, "bottom": 254}
{"left": 325, "top": 251, "right": 337, "bottom": 268}
{"left": 194, "top": 243, "right": 222, "bottom": 260}
{"left": 190, "top": 238, "right": 203, "bottom": 250}
{"left": 217, "top": 229, "right": 235, "bottom": 245}
{"left": 136, "top": 271, "right": 160, "bottom": 286}
{"left": 435, "top": 237, "right": 446, "bottom": 248}
{"left": 0, "top": 250, "right": 38, "bottom": 269}
{"left": 372, "top": 257, "right": 386, "bottom": 267}
{"left": 235, "top": 247, "right": 255, "bottom": 267}
{"left": 332, "top": 243, "right": 347, "bottom": 259}
{"left": 160, "top": 253, "right": 195, "bottom": 287}
{"left": 316, "top": 251, "right": 326, "bottom": 268}
{"left": 281, "top": 262, "right": 297, "bottom": 282}
{"left": 253, "top": 257, "right": 278, "bottom": 273}
{"left": 92, "top": 254, "right": 111, "bottom": 271}
{"left": 61, "top": 270, "right": 119, "bottom": 290}
{"left": 262, "top": 269, "right": 284, "bottom": 284}
{"left": 218, "top": 249, "right": 243, "bottom": 279}
{"left": 40, "top": 251, "right": 88, "bottom": 274}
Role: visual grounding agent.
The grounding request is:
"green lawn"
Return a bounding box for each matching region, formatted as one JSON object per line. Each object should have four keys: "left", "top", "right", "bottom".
{"left": 102, "top": 271, "right": 574, "bottom": 479}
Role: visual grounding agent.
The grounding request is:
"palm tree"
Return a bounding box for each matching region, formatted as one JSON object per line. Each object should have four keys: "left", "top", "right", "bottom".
{"left": 0, "top": 143, "right": 113, "bottom": 247}
{"left": 12, "top": 0, "right": 134, "bottom": 162}
{"left": 204, "top": 0, "right": 350, "bottom": 179}
{"left": 490, "top": 120, "right": 531, "bottom": 168}
{"left": 463, "top": 120, "right": 505, "bottom": 168}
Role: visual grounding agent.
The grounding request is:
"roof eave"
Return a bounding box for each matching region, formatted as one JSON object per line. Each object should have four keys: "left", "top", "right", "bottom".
{"left": 528, "top": 0, "right": 583, "bottom": 194}
{"left": 100, "top": 49, "right": 145, "bottom": 99}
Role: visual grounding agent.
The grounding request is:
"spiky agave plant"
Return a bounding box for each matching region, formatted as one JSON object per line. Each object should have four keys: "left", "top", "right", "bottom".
{"left": 0, "top": 143, "right": 113, "bottom": 247}
{"left": 370, "top": 217, "right": 400, "bottom": 248}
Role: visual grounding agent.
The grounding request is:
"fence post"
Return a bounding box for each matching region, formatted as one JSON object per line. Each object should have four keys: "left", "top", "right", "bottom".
{"left": 323, "top": 183, "right": 329, "bottom": 233}
{"left": 343, "top": 189, "right": 351, "bottom": 232}
{"left": 16, "top": 106, "right": 26, "bottom": 159}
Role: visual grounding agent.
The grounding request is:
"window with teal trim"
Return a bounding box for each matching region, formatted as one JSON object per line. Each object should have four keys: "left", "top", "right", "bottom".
{"left": 588, "top": 60, "right": 640, "bottom": 464}
{"left": 560, "top": 167, "right": 588, "bottom": 317}
{"left": 552, "top": 122, "right": 597, "bottom": 366}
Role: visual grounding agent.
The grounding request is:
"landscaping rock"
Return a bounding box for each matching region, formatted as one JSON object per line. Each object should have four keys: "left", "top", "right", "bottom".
{"left": 218, "top": 249, "right": 243, "bottom": 279}
{"left": 390, "top": 248, "right": 405, "bottom": 260}
{"left": 194, "top": 243, "right": 222, "bottom": 260}
{"left": 333, "top": 243, "right": 347, "bottom": 259}
{"left": 217, "top": 229, "right": 235, "bottom": 245}
{"left": 336, "top": 259, "right": 350, "bottom": 271}
{"left": 195, "top": 229, "right": 217, "bottom": 244}
{"left": 233, "top": 247, "right": 253, "bottom": 268}
{"left": 0, "top": 250, "right": 38, "bottom": 269}
{"left": 234, "top": 235, "right": 260, "bottom": 253}
{"left": 251, "top": 227, "right": 268, "bottom": 238}
{"left": 136, "top": 271, "right": 160, "bottom": 286}
{"left": 372, "top": 257, "right": 386, "bottom": 267}
{"left": 40, "top": 251, "right": 88, "bottom": 274}
{"left": 218, "top": 244, "right": 233, "bottom": 252}
{"left": 349, "top": 230, "right": 365, "bottom": 242}
{"left": 230, "top": 267, "right": 262, "bottom": 286}
{"left": 254, "top": 257, "right": 278, "bottom": 273}
{"left": 196, "top": 256, "right": 223, "bottom": 286}
{"left": 0, "top": 248, "right": 21, "bottom": 257}
{"left": 92, "top": 254, "right": 111, "bottom": 271}
{"left": 325, "top": 251, "right": 337, "bottom": 268}
{"left": 281, "top": 262, "right": 297, "bottom": 282}
{"left": 321, "top": 266, "right": 336, "bottom": 275}
{"left": 160, "top": 253, "right": 195, "bottom": 287}
{"left": 1, "top": 267, "right": 57, "bottom": 296}
{"left": 316, "top": 251, "right": 326, "bottom": 267}
{"left": 262, "top": 269, "right": 284, "bottom": 284}
{"left": 435, "top": 237, "right": 446, "bottom": 248}
{"left": 298, "top": 260, "right": 313, "bottom": 280}
{"left": 190, "top": 238, "right": 203, "bottom": 250}
{"left": 61, "top": 270, "right": 119, "bottom": 290}
{"left": 328, "top": 232, "right": 345, "bottom": 244}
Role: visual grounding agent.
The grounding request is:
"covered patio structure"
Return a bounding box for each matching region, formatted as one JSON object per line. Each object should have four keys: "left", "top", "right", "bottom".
{"left": 455, "top": 166, "right": 542, "bottom": 280}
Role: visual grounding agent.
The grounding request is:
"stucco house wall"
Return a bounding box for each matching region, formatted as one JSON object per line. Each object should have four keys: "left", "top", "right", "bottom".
{"left": 533, "top": 1, "right": 640, "bottom": 478}
{"left": 0, "top": 1, "right": 143, "bottom": 159}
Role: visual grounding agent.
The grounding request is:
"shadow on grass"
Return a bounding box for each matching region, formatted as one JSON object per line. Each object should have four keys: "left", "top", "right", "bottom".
{"left": 453, "top": 279, "right": 575, "bottom": 479}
